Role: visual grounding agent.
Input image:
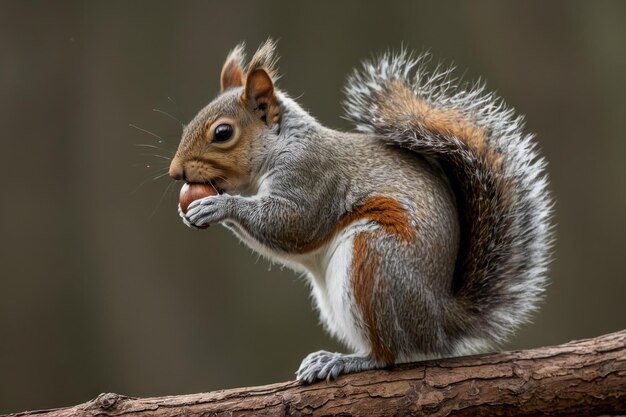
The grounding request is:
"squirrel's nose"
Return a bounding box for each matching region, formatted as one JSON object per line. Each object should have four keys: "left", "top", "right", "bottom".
{"left": 169, "top": 158, "right": 184, "bottom": 181}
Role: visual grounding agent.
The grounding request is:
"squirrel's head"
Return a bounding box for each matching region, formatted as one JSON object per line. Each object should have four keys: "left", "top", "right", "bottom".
{"left": 169, "top": 40, "right": 280, "bottom": 193}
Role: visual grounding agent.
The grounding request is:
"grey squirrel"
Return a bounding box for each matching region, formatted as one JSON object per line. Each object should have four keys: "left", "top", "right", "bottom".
{"left": 168, "top": 40, "right": 553, "bottom": 383}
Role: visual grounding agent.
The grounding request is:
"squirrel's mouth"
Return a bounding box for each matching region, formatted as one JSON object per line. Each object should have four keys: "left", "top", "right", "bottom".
{"left": 205, "top": 180, "right": 225, "bottom": 195}
{"left": 211, "top": 177, "right": 243, "bottom": 195}
{"left": 184, "top": 174, "right": 237, "bottom": 195}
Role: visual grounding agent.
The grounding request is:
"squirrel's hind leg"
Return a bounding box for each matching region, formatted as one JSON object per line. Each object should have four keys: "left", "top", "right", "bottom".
{"left": 296, "top": 351, "right": 380, "bottom": 383}
{"left": 295, "top": 229, "right": 392, "bottom": 383}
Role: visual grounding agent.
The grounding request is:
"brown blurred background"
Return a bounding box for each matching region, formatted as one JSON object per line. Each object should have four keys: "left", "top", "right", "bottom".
{"left": 1, "top": 0, "right": 625, "bottom": 413}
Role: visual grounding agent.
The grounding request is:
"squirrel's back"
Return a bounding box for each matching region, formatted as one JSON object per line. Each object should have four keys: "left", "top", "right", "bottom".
{"left": 344, "top": 51, "right": 554, "bottom": 352}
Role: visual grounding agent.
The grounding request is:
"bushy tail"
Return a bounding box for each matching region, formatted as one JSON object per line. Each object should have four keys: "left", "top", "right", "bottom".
{"left": 344, "top": 52, "right": 554, "bottom": 347}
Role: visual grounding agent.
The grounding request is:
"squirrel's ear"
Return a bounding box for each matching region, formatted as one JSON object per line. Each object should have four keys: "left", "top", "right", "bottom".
{"left": 244, "top": 68, "right": 279, "bottom": 126}
{"left": 220, "top": 44, "right": 246, "bottom": 92}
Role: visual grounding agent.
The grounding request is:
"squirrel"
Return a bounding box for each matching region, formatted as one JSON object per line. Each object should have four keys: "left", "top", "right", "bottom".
{"left": 168, "top": 40, "right": 553, "bottom": 383}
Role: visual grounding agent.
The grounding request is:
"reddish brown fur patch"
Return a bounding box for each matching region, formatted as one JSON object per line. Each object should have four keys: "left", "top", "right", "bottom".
{"left": 345, "top": 197, "right": 413, "bottom": 363}
{"left": 338, "top": 196, "right": 415, "bottom": 242}
{"left": 294, "top": 196, "right": 415, "bottom": 253}
{"left": 382, "top": 80, "right": 489, "bottom": 153}
{"left": 352, "top": 232, "right": 395, "bottom": 364}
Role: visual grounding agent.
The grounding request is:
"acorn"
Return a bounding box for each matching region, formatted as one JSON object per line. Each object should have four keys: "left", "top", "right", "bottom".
{"left": 179, "top": 182, "right": 218, "bottom": 215}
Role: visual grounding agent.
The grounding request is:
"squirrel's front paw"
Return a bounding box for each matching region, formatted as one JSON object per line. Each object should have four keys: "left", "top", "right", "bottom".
{"left": 178, "top": 204, "right": 198, "bottom": 229}
{"left": 296, "top": 351, "right": 380, "bottom": 383}
{"left": 184, "top": 195, "right": 232, "bottom": 228}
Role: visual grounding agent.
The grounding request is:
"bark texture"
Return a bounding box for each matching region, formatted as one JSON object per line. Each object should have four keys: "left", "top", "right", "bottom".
{"left": 6, "top": 330, "right": 625, "bottom": 417}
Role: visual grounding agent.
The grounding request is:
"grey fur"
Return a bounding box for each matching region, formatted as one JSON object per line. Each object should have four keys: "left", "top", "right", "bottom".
{"left": 177, "top": 43, "right": 553, "bottom": 383}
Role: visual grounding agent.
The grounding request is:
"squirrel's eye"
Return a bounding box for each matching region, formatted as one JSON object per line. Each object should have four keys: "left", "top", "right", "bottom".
{"left": 213, "top": 123, "right": 234, "bottom": 142}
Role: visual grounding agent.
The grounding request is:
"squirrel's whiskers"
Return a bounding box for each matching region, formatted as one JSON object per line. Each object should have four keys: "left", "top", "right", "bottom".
{"left": 152, "top": 108, "right": 184, "bottom": 128}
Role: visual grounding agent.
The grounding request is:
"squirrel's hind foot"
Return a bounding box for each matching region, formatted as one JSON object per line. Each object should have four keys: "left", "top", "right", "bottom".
{"left": 295, "top": 350, "right": 380, "bottom": 383}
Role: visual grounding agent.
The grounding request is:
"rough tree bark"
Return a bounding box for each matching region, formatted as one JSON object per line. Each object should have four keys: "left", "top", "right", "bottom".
{"left": 5, "top": 330, "right": 625, "bottom": 417}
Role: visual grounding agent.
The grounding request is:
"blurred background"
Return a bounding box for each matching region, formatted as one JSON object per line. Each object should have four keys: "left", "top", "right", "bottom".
{"left": 1, "top": 0, "right": 625, "bottom": 413}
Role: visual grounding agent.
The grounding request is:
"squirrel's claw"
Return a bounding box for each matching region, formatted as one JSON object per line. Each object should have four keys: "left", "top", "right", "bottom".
{"left": 296, "top": 351, "right": 380, "bottom": 384}
{"left": 185, "top": 195, "right": 231, "bottom": 228}
{"left": 178, "top": 204, "right": 201, "bottom": 229}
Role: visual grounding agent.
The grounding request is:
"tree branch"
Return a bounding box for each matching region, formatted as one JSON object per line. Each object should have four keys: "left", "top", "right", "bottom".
{"left": 6, "top": 330, "right": 625, "bottom": 417}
